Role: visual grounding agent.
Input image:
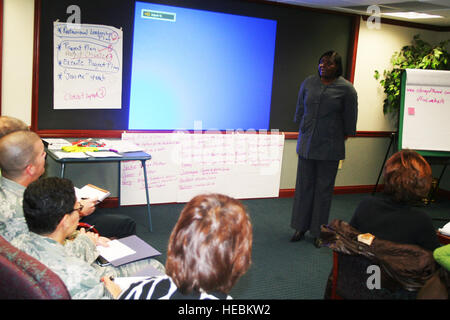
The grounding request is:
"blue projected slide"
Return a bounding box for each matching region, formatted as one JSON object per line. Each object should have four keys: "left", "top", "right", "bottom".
{"left": 128, "top": 1, "right": 277, "bottom": 130}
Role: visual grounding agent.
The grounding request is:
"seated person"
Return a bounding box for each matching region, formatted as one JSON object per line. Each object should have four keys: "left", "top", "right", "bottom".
{"left": 350, "top": 149, "right": 440, "bottom": 251}
{"left": 0, "top": 115, "right": 29, "bottom": 137}
{"left": 12, "top": 177, "right": 164, "bottom": 299}
{"left": 104, "top": 193, "right": 253, "bottom": 299}
{"left": 11, "top": 177, "right": 111, "bottom": 299}
{"left": 0, "top": 129, "right": 136, "bottom": 239}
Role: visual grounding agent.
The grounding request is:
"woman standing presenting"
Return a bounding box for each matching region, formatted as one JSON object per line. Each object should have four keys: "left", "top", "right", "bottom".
{"left": 290, "top": 51, "right": 358, "bottom": 247}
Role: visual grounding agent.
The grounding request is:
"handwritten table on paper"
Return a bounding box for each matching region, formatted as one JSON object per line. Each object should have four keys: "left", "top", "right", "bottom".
{"left": 120, "top": 132, "right": 285, "bottom": 205}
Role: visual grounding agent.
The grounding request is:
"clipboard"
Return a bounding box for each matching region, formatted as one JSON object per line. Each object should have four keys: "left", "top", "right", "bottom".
{"left": 97, "top": 235, "right": 161, "bottom": 267}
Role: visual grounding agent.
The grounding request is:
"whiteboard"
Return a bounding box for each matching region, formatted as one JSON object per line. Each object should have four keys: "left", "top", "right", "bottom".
{"left": 120, "top": 132, "right": 284, "bottom": 205}
{"left": 400, "top": 69, "right": 450, "bottom": 153}
{"left": 53, "top": 22, "right": 123, "bottom": 109}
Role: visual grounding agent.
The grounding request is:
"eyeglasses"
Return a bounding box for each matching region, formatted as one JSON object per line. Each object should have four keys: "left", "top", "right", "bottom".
{"left": 72, "top": 204, "right": 84, "bottom": 214}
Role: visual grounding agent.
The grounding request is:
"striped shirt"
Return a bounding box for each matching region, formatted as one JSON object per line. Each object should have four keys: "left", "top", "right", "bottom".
{"left": 119, "top": 275, "right": 231, "bottom": 300}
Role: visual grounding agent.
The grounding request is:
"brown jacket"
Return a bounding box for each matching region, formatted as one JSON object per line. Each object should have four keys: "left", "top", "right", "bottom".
{"left": 320, "top": 219, "right": 446, "bottom": 295}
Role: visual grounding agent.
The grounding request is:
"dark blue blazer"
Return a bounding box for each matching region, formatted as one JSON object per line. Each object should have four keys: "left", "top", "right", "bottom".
{"left": 294, "top": 75, "right": 358, "bottom": 161}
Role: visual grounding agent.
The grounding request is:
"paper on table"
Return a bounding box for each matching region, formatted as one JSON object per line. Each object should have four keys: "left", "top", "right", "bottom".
{"left": 97, "top": 239, "right": 136, "bottom": 262}
{"left": 43, "top": 138, "right": 71, "bottom": 144}
{"left": 43, "top": 138, "right": 72, "bottom": 150}
{"left": 98, "top": 139, "right": 143, "bottom": 153}
{"left": 85, "top": 151, "right": 122, "bottom": 158}
{"left": 52, "top": 151, "right": 89, "bottom": 159}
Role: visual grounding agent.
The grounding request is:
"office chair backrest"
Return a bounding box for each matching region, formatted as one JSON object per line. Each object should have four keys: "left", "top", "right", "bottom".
{"left": 0, "top": 235, "right": 71, "bottom": 299}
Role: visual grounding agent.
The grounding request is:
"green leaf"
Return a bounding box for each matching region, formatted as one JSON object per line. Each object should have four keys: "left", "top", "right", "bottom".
{"left": 374, "top": 70, "right": 380, "bottom": 80}
{"left": 373, "top": 34, "right": 449, "bottom": 115}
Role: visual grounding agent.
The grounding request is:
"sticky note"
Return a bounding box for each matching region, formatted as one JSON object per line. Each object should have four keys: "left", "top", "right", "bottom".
{"left": 408, "top": 107, "right": 415, "bottom": 115}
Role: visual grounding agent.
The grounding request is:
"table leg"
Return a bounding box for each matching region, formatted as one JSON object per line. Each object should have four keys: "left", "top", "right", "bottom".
{"left": 60, "top": 163, "right": 65, "bottom": 178}
{"left": 141, "top": 160, "right": 152, "bottom": 232}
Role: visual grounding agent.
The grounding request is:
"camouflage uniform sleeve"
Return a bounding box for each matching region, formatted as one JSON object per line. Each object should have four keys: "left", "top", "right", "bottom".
{"left": 12, "top": 233, "right": 108, "bottom": 299}
{"left": 0, "top": 217, "right": 29, "bottom": 242}
{"left": 0, "top": 189, "right": 24, "bottom": 220}
{"left": 63, "top": 262, "right": 107, "bottom": 299}
{"left": 64, "top": 232, "right": 99, "bottom": 264}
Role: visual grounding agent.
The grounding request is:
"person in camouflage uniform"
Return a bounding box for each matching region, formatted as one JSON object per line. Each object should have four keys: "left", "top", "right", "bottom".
{"left": 0, "top": 116, "right": 136, "bottom": 239}
{"left": 0, "top": 130, "right": 48, "bottom": 239}
{"left": 0, "top": 132, "right": 111, "bottom": 256}
{"left": 0, "top": 119, "right": 33, "bottom": 243}
{"left": 12, "top": 177, "right": 164, "bottom": 299}
{"left": 0, "top": 133, "right": 165, "bottom": 293}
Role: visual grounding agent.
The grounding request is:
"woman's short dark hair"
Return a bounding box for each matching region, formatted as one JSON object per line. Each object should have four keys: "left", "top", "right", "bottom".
{"left": 23, "top": 177, "right": 76, "bottom": 235}
{"left": 165, "top": 193, "right": 252, "bottom": 295}
{"left": 383, "top": 150, "right": 432, "bottom": 202}
{"left": 318, "top": 50, "right": 343, "bottom": 78}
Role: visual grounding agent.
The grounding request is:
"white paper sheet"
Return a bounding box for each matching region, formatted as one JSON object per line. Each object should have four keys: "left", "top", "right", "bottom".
{"left": 53, "top": 22, "right": 123, "bottom": 109}
{"left": 97, "top": 239, "right": 136, "bottom": 262}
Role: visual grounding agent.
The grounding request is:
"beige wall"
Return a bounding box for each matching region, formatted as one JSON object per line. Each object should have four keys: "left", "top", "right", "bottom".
{"left": 2, "top": 2, "right": 449, "bottom": 192}
{"left": 354, "top": 18, "right": 450, "bottom": 132}
{"left": 1, "top": 0, "right": 34, "bottom": 125}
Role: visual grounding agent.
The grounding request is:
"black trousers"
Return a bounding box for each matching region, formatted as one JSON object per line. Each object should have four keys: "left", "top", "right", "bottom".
{"left": 81, "top": 210, "right": 136, "bottom": 239}
{"left": 291, "top": 157, "right": 339, "bottom": 238}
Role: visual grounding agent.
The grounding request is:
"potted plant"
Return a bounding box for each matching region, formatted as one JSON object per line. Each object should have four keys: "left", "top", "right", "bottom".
{"left": 374, "top": 34, "right": 449, "bottom": 120}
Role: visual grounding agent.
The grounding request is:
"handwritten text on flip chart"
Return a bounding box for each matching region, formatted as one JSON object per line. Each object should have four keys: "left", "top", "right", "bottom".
{"left": 120, "top": 132, "right": 285, "bottom": 205}
{"left": 53, "top": 22, "right": 123, "bottom": 109}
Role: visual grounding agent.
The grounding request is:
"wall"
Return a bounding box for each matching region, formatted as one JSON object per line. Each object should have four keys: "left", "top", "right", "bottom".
{"left": 2, "top": 1, "right": 449, "bottom": 195}
{"left": 351, "top": 18, "right": 450, "bottom": 191}
{"left": 354, "top": 18, "right": 450, "bottom": 132}
{"left": 1, "top": 0, "right": 34, "bottom": 124}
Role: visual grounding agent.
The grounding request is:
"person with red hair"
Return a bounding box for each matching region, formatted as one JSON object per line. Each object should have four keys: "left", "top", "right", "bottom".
{"left": 104, "top": 193, "right": 253, "bottom": 299}
{"left": 349, "top": 150, "right": 440, "bottom": 251}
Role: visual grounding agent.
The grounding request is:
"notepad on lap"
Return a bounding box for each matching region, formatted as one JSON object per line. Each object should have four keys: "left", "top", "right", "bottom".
{"left": 75, "top": 184, "right": 111, "bottom": 202}
{"left": 97, "top": 240, "right": 136, "bottom": 262}
{"left": 96, "top": 235, "right": 162, "bottom": 267}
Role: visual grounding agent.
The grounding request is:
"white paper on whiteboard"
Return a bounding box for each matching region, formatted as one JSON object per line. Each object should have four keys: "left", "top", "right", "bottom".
{"left": 120, "top": 133, "right": 181, "bottom": 205}
{"left": 401, "top": 69, "right": 450, "bottom": 152}
{"left": 53, "top": 22, "right": 123, "bottom": 109}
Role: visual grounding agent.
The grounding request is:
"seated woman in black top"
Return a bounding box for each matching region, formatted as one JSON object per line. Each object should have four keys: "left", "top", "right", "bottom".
{"left": 350, "top": 150, "right": 440, "bottom": 252}
{"left": 104, "top": 193, "right": 253, "bottom": 299}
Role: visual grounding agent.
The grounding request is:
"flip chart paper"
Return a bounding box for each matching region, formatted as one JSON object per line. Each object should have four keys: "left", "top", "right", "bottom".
{"left": 53, "top": 22, "right": 123, "bottom": 109}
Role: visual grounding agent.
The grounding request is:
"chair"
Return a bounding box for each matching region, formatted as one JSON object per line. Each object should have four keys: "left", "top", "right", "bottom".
{"left": 437, "top": 231, "right": 450, "bottom": 245}
{"left": 0, "top": 235, "right": 71, "bottom": 299}
{"left": 321, "top": 220, "right": 435, "bottom": 300}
